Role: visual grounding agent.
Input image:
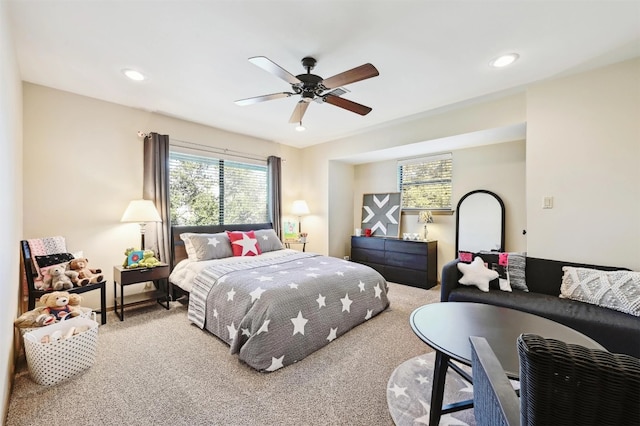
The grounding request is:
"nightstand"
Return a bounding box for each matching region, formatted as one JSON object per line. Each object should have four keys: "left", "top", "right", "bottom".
{"left": 284, "top": 239, "right": 307, "bottom": 252}
{"left": 113, "top": 264, "right": 170, "bottom": 321}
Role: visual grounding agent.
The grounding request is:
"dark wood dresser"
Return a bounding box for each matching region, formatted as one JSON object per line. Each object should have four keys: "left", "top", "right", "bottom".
{"left": 351, "top": 236, "right": 438, "bottom": 289}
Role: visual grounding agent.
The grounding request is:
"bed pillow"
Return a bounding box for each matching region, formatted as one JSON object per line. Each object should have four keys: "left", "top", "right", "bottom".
{"left": 227, "top": 231, "right": 262, "bottom": 257}
{"left": 560, "top": 267, "right": 640, "bottom": 317}
{"left": 254, "top": 229, "right": 284, "bottom": 252}
{"left": 457, "top": 256, "right": 499, "bottom": 292}
{"left": 180, "top": 232, "right": 233, "bottom": 261}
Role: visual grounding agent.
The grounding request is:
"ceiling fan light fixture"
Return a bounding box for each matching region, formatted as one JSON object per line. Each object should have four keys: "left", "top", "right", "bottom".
{"left": 122, "top": 68, "right": 146, "bottom": 81}
{"left": 489, "top": 53, "right": 519, "bottom": 68}
{"left": 295, "top": 121, "right": 306, "bottom": 132}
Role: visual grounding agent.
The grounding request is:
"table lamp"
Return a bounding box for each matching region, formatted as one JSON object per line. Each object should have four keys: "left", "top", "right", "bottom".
{"left": 291, "top": 200, "right": 310, "bottom": 234}
{"left": 121, "top": 199, "right": 162, "bottom": 249}
{"left": 418, "top": 210, "right": 434, "bottom": 241}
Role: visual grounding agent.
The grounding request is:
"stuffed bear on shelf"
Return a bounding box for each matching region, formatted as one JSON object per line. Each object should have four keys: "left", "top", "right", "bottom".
{"left": 68, "top": 258, "right": 104, "bottom": 286}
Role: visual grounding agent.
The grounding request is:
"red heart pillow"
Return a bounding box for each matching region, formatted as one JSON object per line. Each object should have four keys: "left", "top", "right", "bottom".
{"left": 226, "top": 231, "right": 262, "bottom": 257}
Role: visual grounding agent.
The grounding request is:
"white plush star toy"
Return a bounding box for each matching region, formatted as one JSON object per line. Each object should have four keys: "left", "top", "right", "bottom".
{"left": 457, "top": 256, "right": 499, "bottom": 292}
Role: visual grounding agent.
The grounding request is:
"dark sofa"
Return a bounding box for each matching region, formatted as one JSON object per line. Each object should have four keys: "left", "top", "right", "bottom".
{"left": 441, "top": 257, "right": 640, "bottom": 358}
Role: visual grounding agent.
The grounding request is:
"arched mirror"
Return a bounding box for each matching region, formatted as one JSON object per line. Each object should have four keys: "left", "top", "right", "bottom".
{"left": 455, "top": 189, "right": 505, "bottom": 254}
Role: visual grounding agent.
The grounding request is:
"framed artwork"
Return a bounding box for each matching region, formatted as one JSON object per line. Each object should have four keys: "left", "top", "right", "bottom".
{"left": 283, "top": 220, "right": 299, "bottom": 240}
{"left": 361, "top": 192, "right": 401, "bottom": 237}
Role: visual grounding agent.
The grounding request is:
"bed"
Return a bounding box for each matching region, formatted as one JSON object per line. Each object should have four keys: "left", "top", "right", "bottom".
{"left": 169, "top": 223, "right": 390, "bottom": 372}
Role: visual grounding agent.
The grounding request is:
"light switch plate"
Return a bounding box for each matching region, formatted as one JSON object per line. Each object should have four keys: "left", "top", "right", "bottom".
{"left": 543, "top": 196, "right": 554, "bottom": 209}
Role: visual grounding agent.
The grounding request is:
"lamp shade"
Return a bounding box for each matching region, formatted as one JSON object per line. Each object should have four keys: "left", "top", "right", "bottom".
{"left": 121, "top": 200, "right": 162, "bottom": 223}
{"left": 291, "top": 200, "right": 310, "bottom": 216}
{"left": 418, "top": 210, "right": 434, "bottom": 224}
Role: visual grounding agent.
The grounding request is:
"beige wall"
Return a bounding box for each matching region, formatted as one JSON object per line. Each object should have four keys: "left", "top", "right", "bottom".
{"left": 353, "top": 140, "right": 527, "bottom": 280}
{"left": 1, "top": 2, "right": 23, "bottom": 421}
{"left": 526, "top": 58, "right": 640, "bottom": 269}
{"left": 303, "top": 94, "right": 527, "bottom": 257}
{"left": 22, "top": 83, "right": 302, "bottom": 308}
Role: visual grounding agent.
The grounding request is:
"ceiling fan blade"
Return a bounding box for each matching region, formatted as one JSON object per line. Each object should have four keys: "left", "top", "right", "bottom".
{"left": 323, "top": 95, "right": 372, "bottom": 116}
{"left": 234, "top": 92, "right": 292, "bottom": 106}
{"left": 321, "top": 63, "right": 379, "bottom": 89}
{"left": 289, "top": 101, "right": 310, "bottom": 123}
{"left": 249, "top": 56, "right": 301, "bottom": 85}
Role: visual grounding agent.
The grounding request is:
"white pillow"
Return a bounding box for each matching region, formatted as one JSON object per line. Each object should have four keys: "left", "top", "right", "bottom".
{"left": 458, "top": 257, "right": 500, "bottom": 292}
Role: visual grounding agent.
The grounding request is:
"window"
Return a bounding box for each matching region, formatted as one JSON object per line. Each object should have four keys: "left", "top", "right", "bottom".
{"left": 169, "top": 151, "right": 268, "bottom": 226}
{"left": 398, "top": 153, "right": 452, "bottom": 210}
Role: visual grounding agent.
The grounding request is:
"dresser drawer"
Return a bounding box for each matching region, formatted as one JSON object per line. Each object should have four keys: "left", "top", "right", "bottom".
{"left": 351, "top": 236, "right": 384, "bottom": 250}
{"left": 385, "top": 251, "right": 427, "bottom": 271}
{"left": 351, "top": 247, "right": 385, "bottom": 264}
{"left": 385, "top": 239, "right": 428, "bottom": 255}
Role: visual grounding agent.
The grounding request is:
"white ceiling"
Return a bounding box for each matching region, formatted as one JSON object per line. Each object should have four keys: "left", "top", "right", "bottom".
{"left": 7, "top": 0, "right": 640, "bottom": 150}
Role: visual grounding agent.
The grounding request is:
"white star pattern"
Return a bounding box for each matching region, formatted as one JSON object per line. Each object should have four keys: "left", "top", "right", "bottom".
{"left": 374, "top": 283, "right": 383, "bottom": 299}
{"left": 231, "top": 233, "right": 260, "bottom": 255}
{"left": 291, "top": 311, "right": 308, "bottom": 336}
{"left": 358, "top": 281, "right": 366, "bottom": 292}
{"left": 388, "top": 383, "right": 408, "bottom": 398}
{"left": 316, "top": 294, "right": 326, "bottom": 308}
{"left": 218, "top": 275, "right": 228, "bottom": 283}
{"left": 256, "top": 276, "right": 273, "bottom": 282}
{"left": 340, "top": 294, "right": 353, "bottom": 312}
{"left": 415, "top": 374, "right": 429, "bottom": 385}
{"left": 278, "top": 271, "right": 289, "bottom": 274}
{"left": 241, "top": 328, "right": 251, "bottom": 337}
{"left": 227, "top": 322, "right": 237, "bottom": 340}
{"left": 213, "top": 308, "right": 218, "bottom": 318}
{"left": 307, "top": 267, "right": 320, "bottom": 271}
{"left": 249, "top": 287, "right": 266, "bottom": 303}
{"left": 414, "top": 399, "right": 431, "bottom": 424}
{"left": 365, "top": 309, "right": 373, "bottom": 320}
{"left": 227, "top": 288, "right": 236, "bottom": 301}
{"left": 416, "top": 357, "right": 430, "bottom": 367}
{"left": 256, "top": 319, "right": 270, "bottom": 335}
{"left": 261, "top": 235, "right": 269, "bottom": 240}
{"left": 208, "top": 237, "right": 220, "bottom": 247}
{"left": 307, "top": 273, "right": 319, "bottom": 278}
{"left": 289, "top": 283, "right": 299, "bottom": 289}
{"left": 335, "top": 271, "right": 344, "bottom": 276}
{"left": 327, "top": 327, "right": 338, "bottom": 342}
{"left": 266, "top": 356, "right": 284, "bottom": 372}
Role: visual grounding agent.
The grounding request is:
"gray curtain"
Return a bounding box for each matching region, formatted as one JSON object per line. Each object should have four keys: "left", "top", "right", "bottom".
{"left": 267, "top": 156, "right": 282, "bottom": 239}
{"left": 143, "top": 133, "right": 171, "bottom": 265}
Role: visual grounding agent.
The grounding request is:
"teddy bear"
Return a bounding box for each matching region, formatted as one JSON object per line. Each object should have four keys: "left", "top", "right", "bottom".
{"left": 14, "top": 293, "right": 90, "bottom": 328}
{"left": 36, "top": 291, "right": 85, "bottom": 326}
{"left": 69, "top": 258, "right": 104, "bottom": 286}
{"left": 42, "top": 265, "right": 78, "bottom": 291}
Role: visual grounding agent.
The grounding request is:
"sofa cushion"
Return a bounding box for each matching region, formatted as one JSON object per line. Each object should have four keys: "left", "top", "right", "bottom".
{"left": 458, "top": 257, "right": 500, "bottom": 292}
{"left": 447, "top": 287, "right": 640, "bottom": 357}
{"left": 560, "top": 267, "right": 640, "bottom": 317}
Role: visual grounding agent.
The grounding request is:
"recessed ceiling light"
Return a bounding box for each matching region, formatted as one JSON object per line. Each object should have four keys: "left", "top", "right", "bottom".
{"left": 122, "top": 69, "right": 146, "bottom": 81}
{"left": 489, "top": 53, "right": 520, "bottom": 68}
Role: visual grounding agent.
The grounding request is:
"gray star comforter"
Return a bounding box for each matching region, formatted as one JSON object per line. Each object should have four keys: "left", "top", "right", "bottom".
{"left": 187, "top": 251, "right": 389, "bottom": 371}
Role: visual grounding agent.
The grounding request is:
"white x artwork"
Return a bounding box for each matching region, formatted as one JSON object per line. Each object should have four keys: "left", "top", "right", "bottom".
{"left": 361, "top": 192, "right": 401, "bottom": 237}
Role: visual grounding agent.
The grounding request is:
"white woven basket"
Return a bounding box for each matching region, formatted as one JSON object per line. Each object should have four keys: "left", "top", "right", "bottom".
{"left": 23, "top": 316, "right": 99, "bottom": 386}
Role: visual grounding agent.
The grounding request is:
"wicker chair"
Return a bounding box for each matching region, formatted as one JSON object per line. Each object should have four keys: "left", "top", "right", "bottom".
{"left": 470, "top": 334, "right": 640, "bottom": 426}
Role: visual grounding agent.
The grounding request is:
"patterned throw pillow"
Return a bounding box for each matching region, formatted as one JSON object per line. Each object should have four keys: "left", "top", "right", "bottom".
{"left": 560, "top": 267, "right": 640, "bottom": 317}
{"left": 253, "top": 229, "right": 284, "bottom": 253}
{"left": 35, "top": 253, "right": 75, "bottom": 268}
{"left": 227, "top": 231, "right": 262, "bottom": 257}
{"left": 180, "top": 232, "right": 233, "bottom": 261}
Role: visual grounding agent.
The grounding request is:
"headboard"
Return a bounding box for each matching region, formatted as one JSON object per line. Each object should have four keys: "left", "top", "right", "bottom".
{"left": 170, "top": 223, "right": 274, "bottom": 268}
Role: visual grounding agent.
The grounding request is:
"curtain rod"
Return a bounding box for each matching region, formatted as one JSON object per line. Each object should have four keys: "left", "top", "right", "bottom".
{"left": 138, "top": 132, "right": 272, "bottom": 162}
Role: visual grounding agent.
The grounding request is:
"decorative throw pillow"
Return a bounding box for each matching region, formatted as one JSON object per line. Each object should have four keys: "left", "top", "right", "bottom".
{"left": 560, "top": 267, "right": 640, "bottom": 317}
{"left": 35, "top": 252, "right": 75, "bottom": 269}
{"left": 458, "top": 251, "right": 474, "bottom": 263}
{"left": 253, "top": 229, "right": 284, "bottom": 253}
{"left": 227, "top": 231, "right": 262, "bottom": 257}
{"left": 507, "top": 252, "right": 528, "bottom": 291}
{"left": 181, "top": 232, "right": 233, "bottom": 261}
{"left": 457, "top": 256, "right": 499, "bottom": 292}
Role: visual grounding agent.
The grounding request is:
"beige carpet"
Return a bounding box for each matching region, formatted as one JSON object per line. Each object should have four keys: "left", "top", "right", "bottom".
{"left": 7, "top": 283, "right": 440, "bottom": 426}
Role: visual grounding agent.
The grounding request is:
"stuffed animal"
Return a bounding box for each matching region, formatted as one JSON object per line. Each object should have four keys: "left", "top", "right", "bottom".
{"left": 36, "top": 291, "right": 85, "bottom": 326}
{"left": 69, "top": 258, "right": 104, "bottom": 286}
{"left": 14, "top": 293, "right": 91, "bottom": 328}
{"left": 138, "top": 250, "right": 161, "bottom": 268}
{"left": 42, "top": 265, "right": 77, "bottom": 291}
{"left": 122, "top": 247, "right": 136, "bottom": 268}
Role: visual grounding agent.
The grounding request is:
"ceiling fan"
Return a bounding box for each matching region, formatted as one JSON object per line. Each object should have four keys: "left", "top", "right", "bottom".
{"left": 234, "top": 56, "right": 379, "bottom": 124}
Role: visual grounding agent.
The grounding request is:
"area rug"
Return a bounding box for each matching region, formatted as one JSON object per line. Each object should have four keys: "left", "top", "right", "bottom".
{"left": 387, "top": 352, "right": 476, "bottom": 426}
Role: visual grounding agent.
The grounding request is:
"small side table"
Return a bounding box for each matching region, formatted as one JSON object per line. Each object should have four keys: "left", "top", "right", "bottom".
{"left": 113, "top": 264, "right": 171, "bottom": 321}
{"left": 284, "top": 239, "right": 307, "bottom": 252}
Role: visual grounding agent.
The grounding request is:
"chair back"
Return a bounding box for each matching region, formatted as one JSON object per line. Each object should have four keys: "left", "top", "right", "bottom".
{"left": 518, "top": 334, "right": 640, "bottom": 426}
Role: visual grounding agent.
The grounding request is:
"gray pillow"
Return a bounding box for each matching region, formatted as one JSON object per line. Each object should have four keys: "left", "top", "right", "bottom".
{"left": 180, "top": 232, "right": 233, "bottom": 261}
{"left": 254, "top": 229, "right": 284, "bottom": 253}
{"left": 507, "top": 252, "right": 528, "bottom": 291}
